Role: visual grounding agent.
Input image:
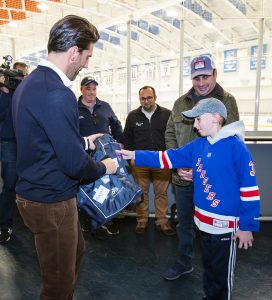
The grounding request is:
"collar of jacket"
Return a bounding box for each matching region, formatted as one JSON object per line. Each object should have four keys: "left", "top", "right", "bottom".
{"left": 186, "top": 83, "right": 224, "bottom": 101}
{"left": 136, "top": 104, "right": 161, "bottom": 114}
{"left": 78, "top": 96, "right": 102, "bottom": 108}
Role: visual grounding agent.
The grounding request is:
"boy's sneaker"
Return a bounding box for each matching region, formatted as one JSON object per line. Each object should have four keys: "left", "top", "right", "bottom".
{"left": 0, "top": 228, "right": 12, "bottom": 243}
{"left": 163, "top": 261, "right": 193, "bottom": 280}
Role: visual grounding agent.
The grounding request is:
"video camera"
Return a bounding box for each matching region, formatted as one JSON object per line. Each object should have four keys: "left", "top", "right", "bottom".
{"left": 0, "top": 55, "right": 25, "bottom": 90}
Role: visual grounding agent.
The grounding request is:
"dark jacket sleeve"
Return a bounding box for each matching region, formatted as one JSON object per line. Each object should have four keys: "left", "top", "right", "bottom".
{"left": 107, "top": 104, "right": 124, "bottom": 144}
{"left": 0, "top": 92, "right": 10, "bottom": 124}
{"left": 123, "top": 113, "right": 134, "bottom": 150}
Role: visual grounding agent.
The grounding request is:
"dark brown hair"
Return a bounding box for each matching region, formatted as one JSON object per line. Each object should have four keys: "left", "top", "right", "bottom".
{"left": 47, "top": 15, "right": 100, "bottom": 53}
{"left": 138, "top": 86, "right": 156, "bottom": 97}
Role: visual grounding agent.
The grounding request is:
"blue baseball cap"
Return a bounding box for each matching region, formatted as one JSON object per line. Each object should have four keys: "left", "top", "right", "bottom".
{"left": 190, "top": 55, "right": 215, "bottom": 79}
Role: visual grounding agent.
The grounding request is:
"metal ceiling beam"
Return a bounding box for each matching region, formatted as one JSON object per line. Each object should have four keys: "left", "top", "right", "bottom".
{"left": 222, "top": 0, "right": 258, "bottom": 33}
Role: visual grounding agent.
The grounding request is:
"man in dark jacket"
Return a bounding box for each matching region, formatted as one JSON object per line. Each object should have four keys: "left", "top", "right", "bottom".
{"left": 78, "top": 76, "right": 124, "bottom": 234}
{"left": 78, "top": 76, "right": 124, "bottom": 144}
{"left": 124, "top": 86, "right": 175, "bottom": 236}
{"left": 12, "top": 15, "right": 117, "bottom": 299}
{"left": 0, "top": 62, "right": 28, "bottom": 243}
{"left": 163, "top": 55, "right": 239, "bottom": 281}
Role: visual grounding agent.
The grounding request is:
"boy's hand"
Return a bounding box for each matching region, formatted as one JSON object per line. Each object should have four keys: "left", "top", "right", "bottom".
{"left": 116, "top": 149, "right": 135, "bottom": 160}
{"left": 233, "top": 230, "right": 253, "bottom": 249}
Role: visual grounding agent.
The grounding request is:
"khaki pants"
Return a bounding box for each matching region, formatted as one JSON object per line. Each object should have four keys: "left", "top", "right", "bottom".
{"left": 131, "top": 162, "right": 171, "bottom": 225}
{"left": 16, "top": 196, "right": 85, "bottom": 300}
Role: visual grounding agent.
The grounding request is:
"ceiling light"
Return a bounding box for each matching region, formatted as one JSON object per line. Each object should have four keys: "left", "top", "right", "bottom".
{"left": 169, "top": 50, "right": 176, "bottom": 56}
{"left": 203, "top": 20, "right": 213, "bottom": 28}
{"left": 37, "top": 3, "right": 48, "bottom": 11}
{"left": 166, "top": 9, "right": 177, "bottom": 18}
{"left": 118, "top": 24, "right": 127, "bottom": 32}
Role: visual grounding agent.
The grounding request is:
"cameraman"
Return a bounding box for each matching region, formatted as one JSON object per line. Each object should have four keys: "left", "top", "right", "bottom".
{"left": 0, "top": 62, "right": 28, "bottom": 243}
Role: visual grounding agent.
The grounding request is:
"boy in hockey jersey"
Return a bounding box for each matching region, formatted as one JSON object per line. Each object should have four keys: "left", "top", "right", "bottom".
{"left": 118, "top": 97, "right": 260, "bottom": 300}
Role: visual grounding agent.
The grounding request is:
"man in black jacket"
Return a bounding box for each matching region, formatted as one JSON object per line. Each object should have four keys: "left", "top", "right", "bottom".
{"left": 78, "top": 76, "right": 124, "bottom": 144}
{"left": 78, "top": 76, "right": 124, "bottom": 234}
{"left": 0, "top": 62, "right": 28, "bottom": 243}
{"left": 124, "top": 86, "right": 175, "bottom": 236}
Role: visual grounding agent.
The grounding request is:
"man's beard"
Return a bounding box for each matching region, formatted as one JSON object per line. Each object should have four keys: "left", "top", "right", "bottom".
{"left": 67, "top": 61, "right": 81, "bottom": 81}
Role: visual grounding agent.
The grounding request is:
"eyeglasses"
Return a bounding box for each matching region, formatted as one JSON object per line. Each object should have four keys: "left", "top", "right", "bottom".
{"left": 140, "top": 96, "right": 153, "bottom": 101}
{"left": 90, "top": 113, "right": 97, "bottom": 124}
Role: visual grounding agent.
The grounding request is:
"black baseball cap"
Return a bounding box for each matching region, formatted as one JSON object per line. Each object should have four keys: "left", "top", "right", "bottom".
{"left": 80, "top": 76, "right": 98, "bottom": 86}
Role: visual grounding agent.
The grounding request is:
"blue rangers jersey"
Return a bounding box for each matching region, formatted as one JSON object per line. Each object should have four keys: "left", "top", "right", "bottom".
{"left": 135, "top": 121, "right": 260, "bottom": 234}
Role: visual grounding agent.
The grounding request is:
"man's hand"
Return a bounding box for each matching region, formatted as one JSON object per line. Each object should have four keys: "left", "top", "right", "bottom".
{"left": 101, "top": 158, "right": 117, "bottom": 174}
{"left": 177, "top": 168, "right": 193, "bottom": 182}
{"left": 0, "top": 75, "right": 9, "bottom": 93}
{"left": 233, "top": 230, "right": 254, "bottom": 250}
{"left": 86, "top": 133, "right": 104, "bottom": 150}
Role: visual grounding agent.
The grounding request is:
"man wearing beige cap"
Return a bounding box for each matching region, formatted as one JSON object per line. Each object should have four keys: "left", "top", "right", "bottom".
{"left": 164, "top": 54, "right": 240, "bottom": 280}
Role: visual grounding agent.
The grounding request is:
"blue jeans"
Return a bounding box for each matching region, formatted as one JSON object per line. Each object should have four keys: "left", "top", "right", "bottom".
{"left": 175, "top": 183, "right": 195, "bottom": 267}
{"left": 0, "top": 139, "right": 17, "bottom": 229}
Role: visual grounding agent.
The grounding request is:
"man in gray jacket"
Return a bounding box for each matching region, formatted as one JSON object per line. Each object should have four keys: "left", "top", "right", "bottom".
{"left": 164, "top": 55, "right": 239, "bottom": 280}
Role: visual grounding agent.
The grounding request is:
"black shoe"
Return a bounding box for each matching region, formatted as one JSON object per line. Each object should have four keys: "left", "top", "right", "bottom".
{"left": 101, "top": 222, "right": 120, "bottom": 235}
{"left": 164, "top": 261, "right": 193, "bottom": 280}
{"left": 81, "top": 224, "right": 90, "bottom": 232}
{"left": 156, "top": 223, "right": 176, "bottom": 236}
{"left": 135, "top": 222, "right": 148, "bottom": 234}
{"left": 90, "top": 222, "right": 119, "bottom": 240}
{"left": 0, "top": 228, "right": 12, "bottom": 243}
